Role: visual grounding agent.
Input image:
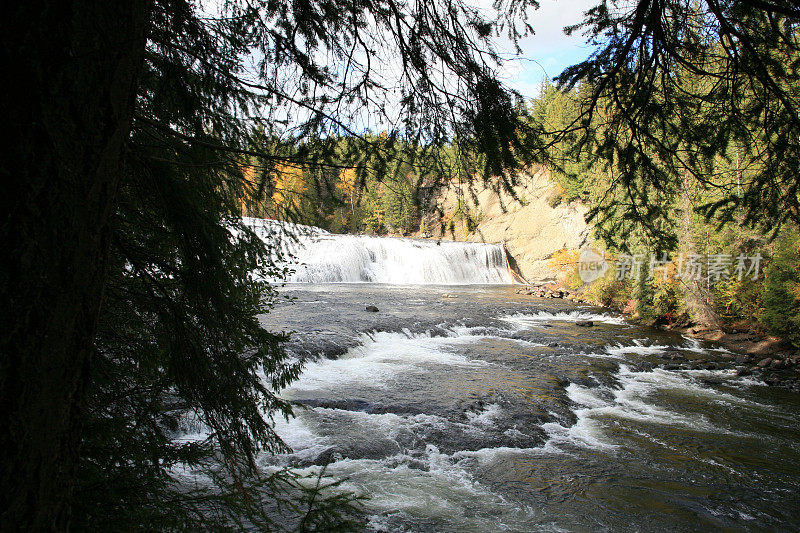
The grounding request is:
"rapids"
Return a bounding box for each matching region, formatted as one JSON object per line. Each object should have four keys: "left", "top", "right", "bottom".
{"left": 251, "top": 284, "right": 800, "bottom": 531}
{"left": 181, "top": 219, "right": 800, "bottom": 530}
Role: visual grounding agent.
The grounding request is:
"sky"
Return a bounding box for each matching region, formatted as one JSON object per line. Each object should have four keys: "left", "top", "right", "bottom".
{"left": 199, "top": 0, "right": 601, "bottom": 131}
{"left": 487, "top": 0, "right": 600, "bottom": 98}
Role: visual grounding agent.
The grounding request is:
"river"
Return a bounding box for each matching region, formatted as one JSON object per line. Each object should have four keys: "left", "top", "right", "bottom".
{"left": 258, "top": 283, "right": 800, "bottom": 531}
{"left": 190, "top": 219, "right": 800, "bottom": 530}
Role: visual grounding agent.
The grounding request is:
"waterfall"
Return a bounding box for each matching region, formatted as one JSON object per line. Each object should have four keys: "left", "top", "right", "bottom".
{"left": 242, "top": 217, "right": 512, "bottom": 285}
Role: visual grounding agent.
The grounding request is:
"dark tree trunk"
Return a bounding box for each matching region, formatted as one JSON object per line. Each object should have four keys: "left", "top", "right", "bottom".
{"left": 0, "top": 1, "right": 150, "bottom": 529}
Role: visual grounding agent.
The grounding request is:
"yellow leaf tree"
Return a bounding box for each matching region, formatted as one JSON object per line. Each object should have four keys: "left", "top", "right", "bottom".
{"left": 271, "top": 163, "right": 306, "bottom": 218}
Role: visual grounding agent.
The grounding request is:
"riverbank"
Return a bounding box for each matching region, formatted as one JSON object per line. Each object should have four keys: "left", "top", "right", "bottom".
{"left": 662, "top": 324, "right": 800, "bottom": 391}
{"left": 513, "top": 283, "right": 800, "bottom": 391}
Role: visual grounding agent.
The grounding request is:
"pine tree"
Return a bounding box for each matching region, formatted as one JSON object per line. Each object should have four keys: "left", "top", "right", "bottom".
{"left": 557, "top": 0, "right": 800, "bottom": 246}
{"left": 1, "top": 0, "right": 535, "bottom": 528}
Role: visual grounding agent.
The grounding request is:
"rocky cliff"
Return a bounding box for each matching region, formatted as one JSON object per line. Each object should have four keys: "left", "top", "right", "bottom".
{"left": 424, "top": 167, "right": 592, "bottom": 282}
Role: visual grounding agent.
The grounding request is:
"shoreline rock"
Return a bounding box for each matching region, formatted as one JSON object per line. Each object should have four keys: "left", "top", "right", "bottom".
{"left": 663, "top": 326, "right": 800, "bottom": 391}
{"left": 514, "top": 286, "right": 799, "bottom": 390}
{"left": 514, "top": 285, "right": 569, "bottom": 299}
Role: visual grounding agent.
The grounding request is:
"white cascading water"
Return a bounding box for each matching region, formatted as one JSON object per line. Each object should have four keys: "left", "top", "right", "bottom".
{"left": 242, "top": 217, "right": 513, "bottom": 284}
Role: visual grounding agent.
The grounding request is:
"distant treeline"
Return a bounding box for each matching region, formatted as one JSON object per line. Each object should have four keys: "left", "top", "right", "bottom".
{"left": 237, "top": 130, "right": 493, "bottom": 237}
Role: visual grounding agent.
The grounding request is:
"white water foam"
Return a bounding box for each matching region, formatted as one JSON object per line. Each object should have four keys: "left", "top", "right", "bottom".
{"left": 265, "top": 423, "right": 542, "bottom": 531}
{"left": 243, "top": 217, "right": 512, "bottom": 285}
{"left": 679, "top": 335, "right": 735, "bottom": 355}
{"left": 260, "top": 401, "right": 534, "bottom": 527}
{"left": 269, "top": 413, "right": 333, "bottom": 464}
{"left": 254, "top": 323, "right": 778, "bottom": 530}
{"left": 541, "top": 387, "right": 619, "bottom": 451}
{"left": 499, "top": 310, "right": 627, "bottom": 328}
{"left": 545, "top": 364, "right": 763, "bottom": 452}
{"left": 268, "top": 405, "right": 509, "bottom": 467}
{"left": 465, "top": 403, "right": 502, "bottom": 428}
{"left": 284, "top": 330, "right": 492, "bottom": 394}
{"left": 680, "top": 336, "right": 706, "bottom": 353}
{"left": 604, "top": 339, "right": 669, "bottom": 357}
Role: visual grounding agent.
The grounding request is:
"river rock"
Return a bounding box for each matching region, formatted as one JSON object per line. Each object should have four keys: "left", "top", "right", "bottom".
{"left": 320, "top": 344, "right": 349, "bottom": 360}
{"left": 314, "top": 447, "right": 349, "bottom": 466}
{"left": 575, "top": 320, "right": 594, "bottom": 327}
{"left": 365, "top": 305, "right": 379, "bottom": 312}
{"left": 757, "top": 357, "right": 773, "bottom": 368}
{"left": 660, "top": 350, "right": 685, "bottom": 361}
{"left": 770, "top": 359, "right": 786, "bottom": 370}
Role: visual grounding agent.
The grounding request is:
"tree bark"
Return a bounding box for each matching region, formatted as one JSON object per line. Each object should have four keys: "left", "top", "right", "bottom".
{"left": 0, "top": 1, "right": 150, "bottom": 529}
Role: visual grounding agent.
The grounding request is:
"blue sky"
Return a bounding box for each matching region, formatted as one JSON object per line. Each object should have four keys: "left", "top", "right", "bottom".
{"left": 489, "top": 0, "right": 600, "bottom": 98}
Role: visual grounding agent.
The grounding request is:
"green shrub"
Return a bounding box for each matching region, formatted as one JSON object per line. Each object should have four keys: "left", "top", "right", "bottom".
{"left": 761, "top": 229, "right": 800, "bottom": 346}
{"left": 582, "top": 268, "right": 631, "bottom": 309}
{"left": 651, "top": 280, "right": 679, "bottom": 321}
{"left": 564, "top": 268, "right": 584, "bottom": 291}
{"left": 714, "top": 275, "right": 763, "bottom": 320}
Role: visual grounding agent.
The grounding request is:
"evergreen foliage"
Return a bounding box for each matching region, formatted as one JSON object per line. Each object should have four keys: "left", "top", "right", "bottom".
{"left": 761, "top": 229, "right": 800, "bottom": 345}
{"left": 555, "top": 0, "right": 800, "bottom": 248}
{"left": 3, "top": 0, "right": 539, "bottom": 528}
{"left": 519, "top": 2, "right": 800, "bottom": 342}
{"left": 75, "top": 0, "right": 540, "bottom": 526}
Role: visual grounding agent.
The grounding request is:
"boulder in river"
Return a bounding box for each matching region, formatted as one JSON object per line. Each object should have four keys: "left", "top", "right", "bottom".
{"left": 365, "top": 305, "right": 379, "bottom": 312}
{"left": 770, "top": 359, "right": 786, "bottom": 370}
{"left": 659, "top": 350, "right": 685, "bottom": 361}
{"left": 575, "top": 320, "right": 594, "bottom": 327}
